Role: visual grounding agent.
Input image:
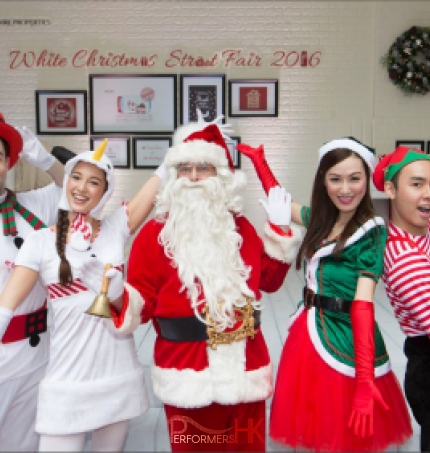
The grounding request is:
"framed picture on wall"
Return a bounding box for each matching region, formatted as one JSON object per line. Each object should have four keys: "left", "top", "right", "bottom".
{"left": 225, "top": 136, "right": 241, "bottom": 169}
{"left": 132, "top": 136, "right": 172, "bottom": 169}
{"left": 228, "top": 79, "right": 278, "bottom": 117}
{"left": 427, "top": 142, "right": 430, "bottom": 154}
{"left": 395, "top": 140, "right": 425, "bottom": 151}
{"left": 89, "top": 74, "right": 177, "bottom": 134}
{"left": 90, "top": 136, "right": 130, "bottom": 169}
{"left": 35, "top": 90, "right": 87, "bottom": 135}
{"left": 180, "top": 74, "right": 225, "bottom": 125}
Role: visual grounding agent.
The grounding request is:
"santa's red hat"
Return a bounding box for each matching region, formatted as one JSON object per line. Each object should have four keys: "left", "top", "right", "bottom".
{"left": 0, "top": 113, "right": 23, "bottom": 169}
{"left": 165, "top": 123, "right": 235, "bottom": 171}
{"left": 373, "top": 145, "right": 430, "bottom": 191}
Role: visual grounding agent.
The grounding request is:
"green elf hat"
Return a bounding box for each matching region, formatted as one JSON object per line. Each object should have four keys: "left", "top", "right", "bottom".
{"left": 373, "top": 146, "right": 430, "bottom": 191}
{"left": 318, "top": 137, "right": 378, "bottom": 172}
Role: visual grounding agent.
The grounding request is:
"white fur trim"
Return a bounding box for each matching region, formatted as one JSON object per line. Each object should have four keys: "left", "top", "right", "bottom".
{"left": 263, "top": 223, "right": 304, "bottom": 264}
{"left": 318, "top": 138, "right": 378, "bottom": 172}
{"left": 307, "top": 308, "right": 391, "bottom": 378}
{"left": 165, "top": 140, "right": 228, "bottom": 169}
{"left": 36, "top": 368, "right": 148, "bottom": 435}
{"left": 151, "top": 340, "right": 272, "bottom": 408}
{"left": 112, "top": 283, "right": 145, "bottom": 335}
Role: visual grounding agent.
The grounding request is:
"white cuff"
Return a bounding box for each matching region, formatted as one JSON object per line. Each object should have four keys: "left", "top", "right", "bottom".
{"left": 263, "top": 223, "right": 304, "bottom": 264}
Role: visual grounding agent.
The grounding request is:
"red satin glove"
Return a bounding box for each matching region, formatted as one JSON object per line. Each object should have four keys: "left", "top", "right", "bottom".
{"left": 348, "top": 300, "right": 389, "bottom": 438}
{"left": 236, "top": 143, "right": 279, "bottom": 194}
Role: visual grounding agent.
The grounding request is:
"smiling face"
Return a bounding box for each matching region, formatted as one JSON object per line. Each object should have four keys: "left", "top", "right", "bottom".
{"left": 386, "top": 160, "right": 430, "bottom": 236}
{"left": 324, "top": 154, "right": 367, "bottom": 222}
{"left": 66, "top": 161, "right": 107, "bottom": 214}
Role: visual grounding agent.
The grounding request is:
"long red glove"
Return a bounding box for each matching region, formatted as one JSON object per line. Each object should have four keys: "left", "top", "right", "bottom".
{"left": 348, "top": 300, "right": 389, "bottom": 438}
{"left": 235, "top": 143, "right": 279, "bottom": 195}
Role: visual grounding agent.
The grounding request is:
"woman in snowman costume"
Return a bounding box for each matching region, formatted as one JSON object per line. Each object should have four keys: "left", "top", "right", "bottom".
{"left": 0, "top": 139, "right": 163, "bottom": 451}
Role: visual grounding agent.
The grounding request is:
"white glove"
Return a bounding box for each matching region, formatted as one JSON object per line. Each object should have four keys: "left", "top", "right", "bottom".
{"left": 154, "top": 161, "right": 167, "bottom": 181}
{"left": 79, "top": 258, "right": 124, "bottom": 301}
{"left": 16, "top": 126, "right": 55, "bottom": 171}
{"left": 0, "top": 306, "right": 13, "bottom": 339}
{"left": 196, "top": 109, "right": 234, "bottom": 140}
{"left": 259, "top": 186, "right": 292, "bottom": 227}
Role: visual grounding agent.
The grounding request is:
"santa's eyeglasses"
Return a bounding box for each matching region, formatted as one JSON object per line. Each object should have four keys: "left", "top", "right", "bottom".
{"left": 176, "top": 163, "right": 216, "bottom": 176}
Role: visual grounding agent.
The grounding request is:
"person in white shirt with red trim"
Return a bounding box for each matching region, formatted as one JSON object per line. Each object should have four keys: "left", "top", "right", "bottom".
{"left": 0, "top": 113, "right": 67, "bottom": 452}
{"left": 373, "top": 145, "right": 430, "bottom": 452}
{"left": 0, "top": 139, "right": 164, "bottom": 451}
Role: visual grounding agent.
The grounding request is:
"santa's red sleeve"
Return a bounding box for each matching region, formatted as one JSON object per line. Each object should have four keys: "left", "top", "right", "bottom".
{"left": 109, "top": 221, "right": 158, "bottom": 334}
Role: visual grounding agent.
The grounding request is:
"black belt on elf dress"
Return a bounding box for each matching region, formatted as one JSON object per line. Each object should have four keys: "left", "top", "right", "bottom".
{"left": 303, "top": 287, "right": 353, "bottom": 313}
{"left": 156, "top": 311, "right": 261, "bottom": 342}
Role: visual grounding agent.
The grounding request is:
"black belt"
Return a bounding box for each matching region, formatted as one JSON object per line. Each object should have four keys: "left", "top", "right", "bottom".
{"left": 156, "top": 311, "right": 261, "bottom": 342}
{"left": 303, "top": 287, "right": 353, "bottom": 313}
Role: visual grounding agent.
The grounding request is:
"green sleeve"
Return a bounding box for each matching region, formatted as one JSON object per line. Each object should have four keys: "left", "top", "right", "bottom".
{"left": 301, "top": 206, "right": 311, "bottom": 228}
{"left": 357, "top": 223, "right": 387, "bottom": 282}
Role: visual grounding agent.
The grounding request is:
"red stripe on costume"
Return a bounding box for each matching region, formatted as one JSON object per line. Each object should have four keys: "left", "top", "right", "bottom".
{"left": 47, "top": 278, "right": 89, "bottom": 300}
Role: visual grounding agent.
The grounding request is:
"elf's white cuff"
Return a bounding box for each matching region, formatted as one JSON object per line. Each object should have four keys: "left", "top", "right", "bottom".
{"left": 263, "top": 222, "right": 303, "bottom": 264}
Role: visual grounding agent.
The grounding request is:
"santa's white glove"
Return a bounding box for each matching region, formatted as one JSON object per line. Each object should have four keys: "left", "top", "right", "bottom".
{"left": 196, "top": 109, "right": 234, "bottom": 140}
{"left": 154, "top": 161, "right": 167, "bottom": 181}
{"left": 79, "top": 258, "right": 124, "bottom": 301}
{"left": 0, "top": 306, "right": 13, "bottom": 339}
{"left": 259, "top": 186, "right": 292, "bottom": 227}
{"left": 16, "top": 126, "right": 55, "bottom": 171}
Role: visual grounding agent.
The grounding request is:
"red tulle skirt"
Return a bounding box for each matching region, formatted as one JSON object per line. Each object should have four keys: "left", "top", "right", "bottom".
{"left": 270, "top": 311, "right": 413, "bottom": 452}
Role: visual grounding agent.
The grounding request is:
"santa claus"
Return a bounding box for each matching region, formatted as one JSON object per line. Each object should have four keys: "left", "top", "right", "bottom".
{"left": 111, "top": 119, "right": 302, "bottom": 452}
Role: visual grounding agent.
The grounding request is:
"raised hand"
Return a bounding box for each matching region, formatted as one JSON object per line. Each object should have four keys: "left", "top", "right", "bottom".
{"left": 259, "top": 186, "right": 291, "bottom": 227}
{"left": 16, "top": 126, "right": 55, "bottom": 171}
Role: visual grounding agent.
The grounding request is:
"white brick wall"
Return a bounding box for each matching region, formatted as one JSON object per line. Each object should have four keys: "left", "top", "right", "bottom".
{"left": 1, "top": 1, "right": 429, "bottom": 231}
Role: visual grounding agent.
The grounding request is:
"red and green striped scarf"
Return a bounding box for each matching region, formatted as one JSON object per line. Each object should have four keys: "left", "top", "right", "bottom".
{"left": 1, "top": 189, "right": 46, "bottom": 236}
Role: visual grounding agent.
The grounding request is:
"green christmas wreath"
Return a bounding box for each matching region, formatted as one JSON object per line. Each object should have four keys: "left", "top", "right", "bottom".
{"left": 381, "top": 26, "right": 430, "bottom": 95}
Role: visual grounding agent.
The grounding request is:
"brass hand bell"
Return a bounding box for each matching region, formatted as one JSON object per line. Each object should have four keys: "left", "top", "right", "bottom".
{"left": 85, "top": 263, "right": 114, "bottom": 318}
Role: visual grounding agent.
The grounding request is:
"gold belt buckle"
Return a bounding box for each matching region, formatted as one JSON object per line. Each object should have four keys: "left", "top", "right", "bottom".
{"left": 205, "top": 297, "right": 256, "bottom": 350}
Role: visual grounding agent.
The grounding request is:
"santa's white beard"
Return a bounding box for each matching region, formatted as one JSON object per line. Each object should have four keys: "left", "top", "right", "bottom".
{"left": 157, "top": 176, "right": 256, "bottom": 331}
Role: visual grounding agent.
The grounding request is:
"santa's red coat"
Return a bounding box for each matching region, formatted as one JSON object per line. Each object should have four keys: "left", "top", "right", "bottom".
{"left": 125, "top": 216, "right": 295, "bottom": 408}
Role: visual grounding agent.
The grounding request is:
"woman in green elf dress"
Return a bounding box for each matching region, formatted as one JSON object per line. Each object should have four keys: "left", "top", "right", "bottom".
{"left": 237, "top": 138, "right": 412, "bottom": 452}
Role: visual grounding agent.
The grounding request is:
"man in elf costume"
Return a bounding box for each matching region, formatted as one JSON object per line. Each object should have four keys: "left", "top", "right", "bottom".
{"left": 373, "top": 146, "right": 430, "bottom": 452}
{"left": 0, "top": 114, "right": 66, "bottom": 451}
{"left": 110, "top": 120, "right": 302, "bottom": 451}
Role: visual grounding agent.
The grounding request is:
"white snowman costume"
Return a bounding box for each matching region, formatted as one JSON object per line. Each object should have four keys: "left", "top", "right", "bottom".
{"left": 15, "top": 142, "right": 149, "bottom": 436}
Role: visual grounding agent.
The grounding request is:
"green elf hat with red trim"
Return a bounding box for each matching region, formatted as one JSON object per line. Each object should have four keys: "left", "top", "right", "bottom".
{"left": 373, "top": 146, "right": 430, "bottom": 191}
{"left": 0, "top": 113, "right": 23, "bottom": 169}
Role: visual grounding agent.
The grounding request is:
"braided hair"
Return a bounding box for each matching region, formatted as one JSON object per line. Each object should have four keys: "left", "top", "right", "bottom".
{"left": 56, "top": 209, "right": 73, "bottom": 286}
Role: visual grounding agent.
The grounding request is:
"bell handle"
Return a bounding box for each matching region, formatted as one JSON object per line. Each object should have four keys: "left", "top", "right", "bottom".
{"left": 101, "top": 263, "right": 113, "bottom": 295}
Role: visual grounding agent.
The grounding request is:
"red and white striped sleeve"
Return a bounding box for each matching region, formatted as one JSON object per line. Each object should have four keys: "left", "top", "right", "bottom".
{"left": 385, "top": 238, "right": 430, "bottom": 336}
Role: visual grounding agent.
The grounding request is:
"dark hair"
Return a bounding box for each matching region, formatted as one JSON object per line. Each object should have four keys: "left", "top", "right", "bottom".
{"left": 296, "top": 148, "right": 375, "bottom": 269}
{"left": 56, "top": 209, "right": 73, "bottom": 286}
{"left": 0, "top": 137, "right": 10, "bottom": 158}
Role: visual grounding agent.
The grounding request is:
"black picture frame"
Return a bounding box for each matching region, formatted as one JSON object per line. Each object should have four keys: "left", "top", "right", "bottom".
{"left": 132, "top": 136, "right": 172, "bottom": 169}
{"left": 35, "top": 90, "right": 87, "bottom": 135}
{"left": 89, "top": 74, "right": 177, "bottom": 134}
{"left": 228, "top": 79, "right": 278, "bottom": 117}
{"left": 225, "top": 136, "right": 241, "bottom": 169}
{"left": 395, "top": 140, "right": 425, "bottom": 152}
{"left": 180, "top": 74, "right": 225, "bottom": 125}
{"left": 90, "top": 136, "right": 130, "bottom": 169}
